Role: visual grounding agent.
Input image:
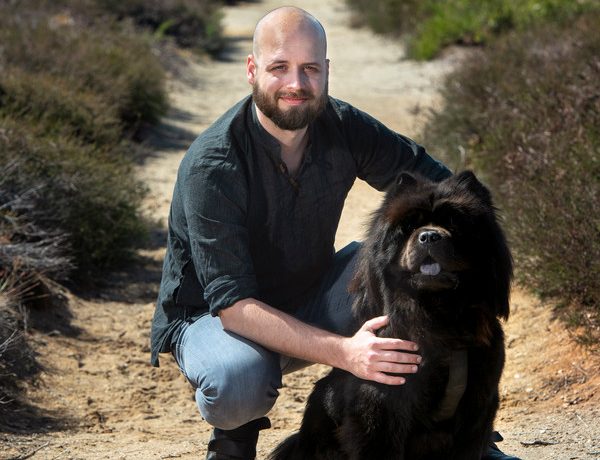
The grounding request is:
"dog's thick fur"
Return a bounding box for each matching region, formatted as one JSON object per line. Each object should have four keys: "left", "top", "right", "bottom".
{"left": 269, "top": 171, "right": 513, "bottom": 460}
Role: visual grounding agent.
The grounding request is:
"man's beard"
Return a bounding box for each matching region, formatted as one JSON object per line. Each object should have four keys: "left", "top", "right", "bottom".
{"left": 252, "top": 82, "right": 328, "bottom": 131}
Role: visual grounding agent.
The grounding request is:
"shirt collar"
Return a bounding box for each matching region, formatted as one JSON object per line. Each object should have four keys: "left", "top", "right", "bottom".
{"left": 249, "top": 101, "right": 314, "bottom": 165}
{"left": 250, "top": 102, "right": 282, "bottom": 156}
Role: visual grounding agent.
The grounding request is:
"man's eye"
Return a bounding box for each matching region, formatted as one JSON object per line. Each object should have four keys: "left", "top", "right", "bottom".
{"left": 304, "top": 66, "right": 318, "bottom": 72}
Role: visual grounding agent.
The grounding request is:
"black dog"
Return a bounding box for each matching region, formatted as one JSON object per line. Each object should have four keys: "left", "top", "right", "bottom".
{"left": 269, "top": 171, "right": 513, "bottom": 460}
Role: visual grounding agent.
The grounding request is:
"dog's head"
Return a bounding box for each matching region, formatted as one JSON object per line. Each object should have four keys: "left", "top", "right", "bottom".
{"left": 351, "top": 171, "right": 513, "bottom": 322}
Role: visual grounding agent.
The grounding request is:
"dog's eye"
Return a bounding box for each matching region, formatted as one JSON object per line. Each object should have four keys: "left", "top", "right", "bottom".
{"left": 440, "top": 211, "right": 470, "bottom": 236}
{"left": 434, "top": 206, "right": 462, "bottom": 230}
{"left": 402, "top": 211, "right": 425, "bottom": 233}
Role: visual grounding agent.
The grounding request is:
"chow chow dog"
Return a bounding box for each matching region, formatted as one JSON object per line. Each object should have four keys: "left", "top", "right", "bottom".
{"left": 270, "top": 171, "right": 513, "bottom": 460}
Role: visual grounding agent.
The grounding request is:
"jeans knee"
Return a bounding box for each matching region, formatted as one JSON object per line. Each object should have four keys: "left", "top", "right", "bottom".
{"left": 196, "top": 366, "right": 281, "bottom": 430}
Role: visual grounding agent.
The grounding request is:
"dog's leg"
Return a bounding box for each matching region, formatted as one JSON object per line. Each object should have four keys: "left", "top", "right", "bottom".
{"left": 269, "top": 373, "right": 346, "bottom": 460}
{"left": 336, "top": 391, "right": 413, "bottom": 460}
{"left": 450, "top": 414, "right": 494, "bottom": 460}
{"left": 269, "top": 412, "right": 343, "bottom": 460}
{"left": 451, "top": 343, "right": 504, "bottom": 460}
{"left": 338, "top": 418, "right": 408, "bottom": 460}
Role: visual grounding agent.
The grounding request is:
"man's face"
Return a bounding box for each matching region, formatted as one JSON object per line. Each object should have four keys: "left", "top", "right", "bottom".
{"left": 247, "top": 27, "right": 329, "bottom": 131}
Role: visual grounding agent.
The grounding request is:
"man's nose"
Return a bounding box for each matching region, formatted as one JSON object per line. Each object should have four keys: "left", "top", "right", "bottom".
{"left": 286, "top": 67, "right": 307, "bottom": 90}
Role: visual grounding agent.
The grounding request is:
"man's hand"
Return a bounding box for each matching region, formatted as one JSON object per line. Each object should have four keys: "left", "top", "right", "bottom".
{"left": 340, "top": 316, "right": 421, "bottom": 385}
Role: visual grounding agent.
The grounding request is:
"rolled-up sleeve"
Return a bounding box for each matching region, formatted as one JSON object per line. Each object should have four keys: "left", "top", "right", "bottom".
{"left": 181, "top": 160, "right": 258, "bottom": 316}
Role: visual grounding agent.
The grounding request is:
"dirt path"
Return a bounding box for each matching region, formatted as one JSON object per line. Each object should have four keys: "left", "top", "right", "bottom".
{"left": 2, "top": 1, "right": 599, "bottom": 459}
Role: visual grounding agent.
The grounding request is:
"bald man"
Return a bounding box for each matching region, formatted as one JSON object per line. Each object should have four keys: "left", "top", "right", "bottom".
{"left": 150, "top": 7, "right": 517, "bottom": 460}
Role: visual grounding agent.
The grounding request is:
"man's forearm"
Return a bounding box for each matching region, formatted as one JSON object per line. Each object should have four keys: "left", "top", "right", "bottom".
{"left": 219, "top": 297, "right": 421, "bottom": 385}
{"left": 219, "top": 297, "right": 348, "bottom": 369}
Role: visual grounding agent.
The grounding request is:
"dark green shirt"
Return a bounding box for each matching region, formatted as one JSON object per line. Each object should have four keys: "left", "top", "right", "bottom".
{"left": 150, "top": 95, "right": 451, "bottom": 366}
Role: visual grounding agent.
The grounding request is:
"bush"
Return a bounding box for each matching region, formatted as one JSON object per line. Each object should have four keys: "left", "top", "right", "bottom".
{"left": 346, "top": 0, "right": 600, "bottom": 59}
{"left": 0, "top": 0, "right": 223, "bottom": 423}
{"left": 0, "top": 1, "right": 169, "bottom": 275}
{"left": 0, "top": 288, "right": 39, "bottom": 429}
{"left": 0, "top": 119, "right": 148, "bottom": 273}
{"left": 422, "top": 13, "right": 600, "bottom": 343}
{"left": 347, "top": 0, "right": 424, "bottom": 34}
{"left": 74, "top": 0, "right": 225, "bottom": 53}
{"left": 0, "top": 68, "right": 122, "bottom": 147}
{"left": 0, "top": 10, "right": 168, "bottom": 139}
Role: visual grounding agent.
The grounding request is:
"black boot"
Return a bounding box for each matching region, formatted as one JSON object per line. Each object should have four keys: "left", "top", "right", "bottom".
{"left": 482, "top": 432, "right": 522, "bottom": 460}
{"left": 206, "top": 417, "right": 271, "bottom": 460}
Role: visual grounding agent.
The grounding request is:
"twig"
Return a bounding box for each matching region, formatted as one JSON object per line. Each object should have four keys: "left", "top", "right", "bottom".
{"left": 572, "top": 362, "right": 588, "bottom": 376}
{"left": 520, "top": 439, "right": 559, "bottom": 446}
{"left": 575, "top": 412, "right": 590, "bottom": 429}
{"left": 50, "top": 449, "right": 69, "bottom": 460}
{"left": 0, "top": 330, "right": 20, "bottom": 358}
{"left": 14, "top": 442, "right": 50, "bottom": 460}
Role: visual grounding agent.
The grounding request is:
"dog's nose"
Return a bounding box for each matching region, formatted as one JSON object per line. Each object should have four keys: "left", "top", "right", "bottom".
{"left": 418, "top": 230, "right": 442, "bottom": 245}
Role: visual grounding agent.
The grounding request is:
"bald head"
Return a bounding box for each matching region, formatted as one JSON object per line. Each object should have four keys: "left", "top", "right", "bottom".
{"left": 252, "top": 7, "right": 327, "bottom": 62}
{"left": 247, "top": 7, "right": 329, "bottom": 132}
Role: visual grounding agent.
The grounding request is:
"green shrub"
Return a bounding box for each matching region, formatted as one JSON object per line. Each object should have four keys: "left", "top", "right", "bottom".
{"left": 346, "top": 0, "right": 600, "bottom": 59}
{"left": 0, "top": 119, "right": 148, "bottom": 273}
{"left": 0, "top": 289, "right": 39, "bottom": 429}
{"left": 0, "top": 1, "right": 166, "bottom": 275}
{"left": 0, "top": 0, "right": 185, "bottom": 419}
{"left": 422, "top": 13, "right": 600, "bottom": 342}
{"left": 347, "top": 0, "right": 425, "bottom": 34}
{"left": 0, "top": 68, "right": 121, "bottom": 147}
{"left": 0, "top": 8, "right": 168, "bottom": 139}
{"left": 408, "top": 0, "right": 514, "bottom": 59}
{"left": 92, "top": 0, "right": 225, "bottom": 52}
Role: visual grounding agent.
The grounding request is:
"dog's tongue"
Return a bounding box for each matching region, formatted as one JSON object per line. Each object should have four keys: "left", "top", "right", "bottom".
{"left": 420, "top": 262, "right": 441, "bottom": 276}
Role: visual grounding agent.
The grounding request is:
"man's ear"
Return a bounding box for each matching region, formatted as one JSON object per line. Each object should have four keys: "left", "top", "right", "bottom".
{"left": 247, "top": 54, "right": 256, "bottom": 85}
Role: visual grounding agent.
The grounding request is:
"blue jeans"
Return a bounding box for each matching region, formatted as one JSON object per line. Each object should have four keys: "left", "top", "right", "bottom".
{"left": 171, "top": 242, "right": 361, "bottom": 430}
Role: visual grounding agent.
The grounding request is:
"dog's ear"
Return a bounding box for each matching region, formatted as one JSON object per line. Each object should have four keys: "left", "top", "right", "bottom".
{"left": 393, "top": 172, "right": 419, "bottom": 193}
{"left": 452, "top": 170, "right": 493, "bottom": 206}
{"left": 381, "top": 172, "right": 423, "bottom": 224}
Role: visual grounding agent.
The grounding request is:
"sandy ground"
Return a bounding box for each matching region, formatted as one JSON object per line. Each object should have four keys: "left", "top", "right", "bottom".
{"left": 2, "top": 1, "right": 599, "bottom": 459}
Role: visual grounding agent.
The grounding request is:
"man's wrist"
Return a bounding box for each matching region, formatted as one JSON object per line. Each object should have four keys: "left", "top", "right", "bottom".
{"left": 326, "top": 335, "right": 350, "bottom": 371}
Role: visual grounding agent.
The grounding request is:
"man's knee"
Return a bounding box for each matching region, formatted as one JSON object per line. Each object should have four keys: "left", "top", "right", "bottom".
{"left": 196, "top": 360, "right": 281, "bottom": 430}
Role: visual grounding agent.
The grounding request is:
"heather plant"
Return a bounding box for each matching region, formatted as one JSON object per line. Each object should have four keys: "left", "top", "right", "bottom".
{"left": 422, "top": 13, "right": 600, "bottom": 343}
{"left": 10, "top": 0, "right": 225, "bottom": 54}
{"left": 0, "top": 11, "right": 168, "bottom": 139}
{"left": 0, "top": 0, "right": 226, "bottom": 423}
{"left": 0, "top": 287, "right": 40, "bottom": 430}
{"left": 0, "top": 119, "right": 148, "bottom": 273}
{"left": 346, "top": 0, "right": 424, "bottom": 34}
{"left": 346, "top": 0, "right": 600, "bottom": 59}
{"left": 0, "top": 3, "right": 155, "bottom": 274}
{"left": 0, "top": 69, "right": 122, "bottom": 147}
{"left": 0, "top": 165, "right": 72, "bottom": 428}
{"left": 93, "top": 0, "right": 225, "bottom": 52}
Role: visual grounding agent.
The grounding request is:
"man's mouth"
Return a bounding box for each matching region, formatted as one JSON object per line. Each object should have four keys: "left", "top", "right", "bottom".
{"left": 278, "top": 91, "right": 312, "bottom": 106}
{"left": 280, "top": 96, "right": 307, "bottom": 106}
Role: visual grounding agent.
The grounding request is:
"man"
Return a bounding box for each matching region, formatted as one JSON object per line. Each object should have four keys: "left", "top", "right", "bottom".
{"left": 151, "top": 7, "right": 519, "bottom": 460}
